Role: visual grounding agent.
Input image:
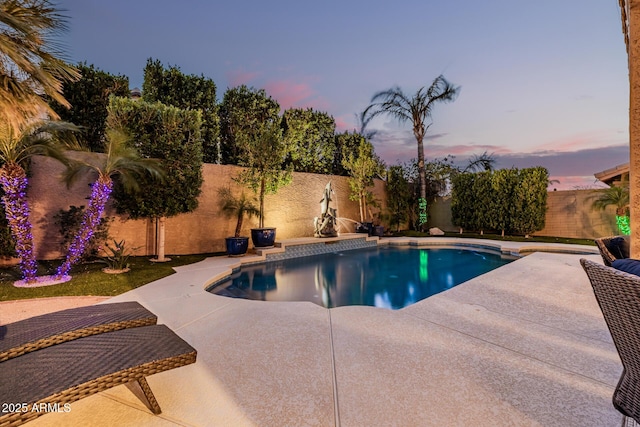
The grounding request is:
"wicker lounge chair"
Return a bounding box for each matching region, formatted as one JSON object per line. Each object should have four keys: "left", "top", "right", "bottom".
{"left": 0, "top": 324, "right": 197, "bottom": 426}
{"left": 595, "top": 235, "right": 630, "bottom": 266}
{"left": 581, "top": 258, "right": 640, "bottom": 424}
{"left": 0, "top": 301, "right": 157, "bottom": 362}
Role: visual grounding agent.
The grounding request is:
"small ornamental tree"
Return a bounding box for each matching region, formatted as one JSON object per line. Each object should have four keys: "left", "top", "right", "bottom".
{"left": 342, "top": 137, "right": 385, "bottom": 223}
{"left": 235, "top": 121, "right": 292, "bottom": 228}
{"left": 49, "top": 62, "right": 130, "bottom": 152}
{"left": 142, "top": 58, "right": 220, "bottom": 164}
{"left": 108, "top": 97, "right": 203, "bottom": 261}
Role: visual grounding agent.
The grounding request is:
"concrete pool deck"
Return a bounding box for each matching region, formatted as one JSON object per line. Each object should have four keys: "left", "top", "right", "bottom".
{"left": 12, "top": 236, "right": 626, "bottom": 426}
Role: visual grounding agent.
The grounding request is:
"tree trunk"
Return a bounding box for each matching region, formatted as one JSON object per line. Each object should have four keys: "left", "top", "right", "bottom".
{"left": 155, "top": 216, "right": 168, "bottom": 262}
{"left": 629, "top": 0, "right": 640, "bottom": 257}
{"left": 57, "top": 175, "right": 113, "bottom": 278}
{"left": 235, "top": 212, "right": 243, "bottom": 237}
{"left": 0, "top": 164, "right": 39, "bottom": 282}
{"left": 259, "top": 176, "right": 265, "bottom": 228}
{"left": 415, "top": 135, "right": 428, "bottom": 231}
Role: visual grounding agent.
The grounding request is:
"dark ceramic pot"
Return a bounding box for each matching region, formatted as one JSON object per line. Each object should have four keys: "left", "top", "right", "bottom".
{"left": 225, "top": 237, "right": 249, "bottom": 256}
{"left": 251, "top": 227, "right": 276, "bottom": 248}
{"left": 356, "top": 222, "right": 374, "bottom": 235}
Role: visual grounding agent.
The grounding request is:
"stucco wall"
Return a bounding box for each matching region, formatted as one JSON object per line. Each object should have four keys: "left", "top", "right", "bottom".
{"left": 428, "top": 189, "right": 619, "bottom": 239}
{"left": 27, "top": 155, "right": 386, "bottom": 259}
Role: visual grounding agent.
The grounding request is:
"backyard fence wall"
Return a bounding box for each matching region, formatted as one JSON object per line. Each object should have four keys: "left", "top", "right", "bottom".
{"left": 428, "top": 189, "right": 619, "bottom": 239}
{"left": 28, "top": 155, "right": 386, "bottom": 259}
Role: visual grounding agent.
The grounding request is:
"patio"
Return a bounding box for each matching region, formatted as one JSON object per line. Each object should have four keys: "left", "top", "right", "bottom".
{"left": 22, "top": 238, "right": 623, "bottom": 426}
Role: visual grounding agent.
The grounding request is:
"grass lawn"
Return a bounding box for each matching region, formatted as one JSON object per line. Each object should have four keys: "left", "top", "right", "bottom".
{"left": 0, "top": 254, "right": 221, "bottom": 302}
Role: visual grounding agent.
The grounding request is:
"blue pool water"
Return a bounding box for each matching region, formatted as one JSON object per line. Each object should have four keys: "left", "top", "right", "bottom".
{"left": 207, "top": 246, "right": 514, "bottom": 309}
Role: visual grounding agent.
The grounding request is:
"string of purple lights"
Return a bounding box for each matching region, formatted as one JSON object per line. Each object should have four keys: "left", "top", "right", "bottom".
{"left": 56, "top": 176, "right": 113, "bottom": 278}
{"left": 0, "top": 165, "right": 39, "bottom": 282}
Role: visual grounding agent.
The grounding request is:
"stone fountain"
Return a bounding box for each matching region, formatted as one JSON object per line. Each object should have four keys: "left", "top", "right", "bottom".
{"left": 314, "top": 182, "right": 338, "bottom": 238}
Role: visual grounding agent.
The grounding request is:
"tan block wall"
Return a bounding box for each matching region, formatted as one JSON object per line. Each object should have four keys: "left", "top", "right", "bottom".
{"left": 27, "top": 155, "right": 386, "bottom": 259}
{"left": 428, "top": 189, "right": 619, "bottom": 239}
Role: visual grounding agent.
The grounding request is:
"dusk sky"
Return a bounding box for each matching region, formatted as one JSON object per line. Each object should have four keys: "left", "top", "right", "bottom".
{"left": 58, "top": 0, "right": 629, "bottom": 189}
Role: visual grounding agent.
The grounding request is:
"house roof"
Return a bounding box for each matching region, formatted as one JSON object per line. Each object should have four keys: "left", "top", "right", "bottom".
{"left": 594, "top": 162, "right": 629, "bottom": 186}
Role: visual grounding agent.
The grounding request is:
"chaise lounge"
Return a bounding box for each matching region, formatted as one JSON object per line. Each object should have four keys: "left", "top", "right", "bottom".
{"left": 0, "top": 302, "right": 197, "bottom": 426}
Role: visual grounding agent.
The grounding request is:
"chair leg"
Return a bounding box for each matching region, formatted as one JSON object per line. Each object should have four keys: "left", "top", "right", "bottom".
{"left": 125, "top": 377, "right": 162, "bottom": 414}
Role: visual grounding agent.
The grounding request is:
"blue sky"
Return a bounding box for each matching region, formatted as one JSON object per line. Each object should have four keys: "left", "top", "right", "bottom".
{"left": 59, "top": 0, "right": 629, "bottom": 189}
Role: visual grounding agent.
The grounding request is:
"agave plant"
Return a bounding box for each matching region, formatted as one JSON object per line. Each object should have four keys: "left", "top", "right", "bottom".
{"left": 56, "top": 128, "right": 164, "bottom": 278}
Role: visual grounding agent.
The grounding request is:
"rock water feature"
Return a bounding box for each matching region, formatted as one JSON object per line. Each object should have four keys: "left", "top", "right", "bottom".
{"left": 314, "top": 182, "right": 338, "bottom": 238}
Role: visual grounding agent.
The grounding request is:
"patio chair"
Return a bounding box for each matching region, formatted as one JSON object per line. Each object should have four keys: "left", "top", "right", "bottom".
{"left": 0, "top": 324, "right": 197, "bottom": 426}
{"left": 595, "top": 235, "right": 630, "bottom": 266}
{"left": 0, "top": 301, "right": 157, "bottom": 362}
{"left": 581, "top": 258, "right": 640, "bottom": 424}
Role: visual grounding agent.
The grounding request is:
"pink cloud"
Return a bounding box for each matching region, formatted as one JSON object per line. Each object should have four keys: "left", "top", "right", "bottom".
{"left": 532, "top": 131, "right": 620, "bottom": 154}
{"left": 225, "top": 68, "right": 261, "bottom": 87}
{"left": 548, "top": 175, "right": 607, "bottom": 191}
{"left": 334, "top": 115, "right": 352, "bottom": 132}
{"left": 259, "top": 78, "right": 330, "bottom": 112}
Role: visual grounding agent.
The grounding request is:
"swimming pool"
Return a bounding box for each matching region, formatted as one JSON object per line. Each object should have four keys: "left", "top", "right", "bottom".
{"left": 207, "top": 246, "right": 514, "bottom": 309}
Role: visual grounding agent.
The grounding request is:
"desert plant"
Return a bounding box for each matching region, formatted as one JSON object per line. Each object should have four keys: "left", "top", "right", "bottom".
{"left": 218, "top": 187, "right": 259, "bottom": 237}
{"left": 100, "top": 239, "right": 133, "bottom": 271}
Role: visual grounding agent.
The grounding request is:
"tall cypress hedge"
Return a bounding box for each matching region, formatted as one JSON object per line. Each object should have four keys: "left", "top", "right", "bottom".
{"left": 451, "top": 167, "right": 548, "bottom": 235}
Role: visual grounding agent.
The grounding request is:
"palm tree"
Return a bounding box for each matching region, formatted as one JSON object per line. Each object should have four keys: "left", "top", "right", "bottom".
{"left": 0, "top": 0, "right": 79, "bottom": 129}
{"left": 0, "top": 120, "right": 78, "bottom": 282}
{"left": 218, "top": 187, "right": 259, "bottom": 237}
{"left": 56, "top": 128, "right": 164, "bottom": 278}
{"left": 363, "top": 75, "right": 460, "bottom": 230}
{"left": 463, "top": 151, "right": 497, "bottom": 173}
{"left": 591, "top": 184, "right": 630, "bottom": 235}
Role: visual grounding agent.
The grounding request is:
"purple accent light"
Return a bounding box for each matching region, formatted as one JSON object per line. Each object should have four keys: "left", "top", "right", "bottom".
{"left": 0, "top": 172, "right": 38, "bottom": 282}
{"left": 56, "top": 177, "right": 113, "bottom": 278}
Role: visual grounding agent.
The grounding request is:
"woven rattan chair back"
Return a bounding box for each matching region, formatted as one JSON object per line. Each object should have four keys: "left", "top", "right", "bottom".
{"left": 595, "top": 236, "right": 630, "bottom": 267}
{"left": 581, "top": 258, "right": 640, "bottom": 423}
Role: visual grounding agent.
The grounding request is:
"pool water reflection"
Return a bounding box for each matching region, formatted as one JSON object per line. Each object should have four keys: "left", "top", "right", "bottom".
{"left": 208, "top": 246, "right": 514, "bottom": 309}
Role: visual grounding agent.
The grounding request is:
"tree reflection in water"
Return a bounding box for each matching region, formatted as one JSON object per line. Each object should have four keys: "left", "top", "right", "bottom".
{"left": 209, "top": 247, "right": 513, "bottom": 309}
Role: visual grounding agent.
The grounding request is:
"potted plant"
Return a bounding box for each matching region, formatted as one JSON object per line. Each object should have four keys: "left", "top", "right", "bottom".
{"left": 218, "top": 187, "right": 259, "bottom": 256}
{"left": 235, "top": 121, "right": 292, "bottom": 248}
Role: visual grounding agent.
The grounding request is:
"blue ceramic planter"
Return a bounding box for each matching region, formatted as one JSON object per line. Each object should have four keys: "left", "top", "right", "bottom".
{"left": 251, "top": 228, "right": 276, "bottom": 248}
{"left": 225, "top": 237, "right": 249, "bottom": 256}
